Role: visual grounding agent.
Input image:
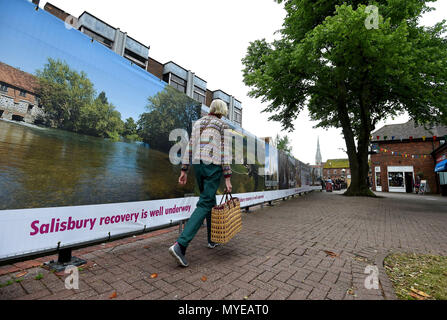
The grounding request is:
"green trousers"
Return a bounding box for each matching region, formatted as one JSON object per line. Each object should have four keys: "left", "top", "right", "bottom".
{"left": 177, "top": 162, "right": 222, "bottom": 248}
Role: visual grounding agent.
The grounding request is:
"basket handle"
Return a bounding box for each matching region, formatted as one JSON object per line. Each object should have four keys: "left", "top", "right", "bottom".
{"left": 219, "top": 190, "right": 233, "bottom": 205}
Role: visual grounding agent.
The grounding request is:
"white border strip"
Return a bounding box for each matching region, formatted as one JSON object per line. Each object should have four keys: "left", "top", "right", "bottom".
{"left": 0, "top": 186, "right": 320, "bottom": 260}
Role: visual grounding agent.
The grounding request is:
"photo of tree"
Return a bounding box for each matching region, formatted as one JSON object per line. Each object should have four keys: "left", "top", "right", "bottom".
{"left": 0, "top": 0, "right": 275, "bottom": 210}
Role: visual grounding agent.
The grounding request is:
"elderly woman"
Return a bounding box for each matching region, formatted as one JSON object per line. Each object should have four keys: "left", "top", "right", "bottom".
{"left": 169, "top": 99, "right": 233, "bottom": 267}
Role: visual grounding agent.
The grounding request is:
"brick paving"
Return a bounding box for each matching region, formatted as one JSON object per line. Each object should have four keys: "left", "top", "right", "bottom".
{"left": 1, "top": 191, "right": 446, "bottom": 300}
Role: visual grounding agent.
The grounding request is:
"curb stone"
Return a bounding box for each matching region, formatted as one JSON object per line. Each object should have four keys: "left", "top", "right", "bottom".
{"left": 375, "top": 251, "right": 397, "bottom": 300}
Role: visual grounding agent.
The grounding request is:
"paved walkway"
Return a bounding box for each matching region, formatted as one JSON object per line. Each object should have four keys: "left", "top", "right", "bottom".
{"left": 1, "top": 191, "right": 446, "bottom": 300}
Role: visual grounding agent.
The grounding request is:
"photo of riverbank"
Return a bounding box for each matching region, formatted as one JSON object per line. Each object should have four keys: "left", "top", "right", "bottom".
{"left": 0, "top": 0, "right": 272, "bottom": 210}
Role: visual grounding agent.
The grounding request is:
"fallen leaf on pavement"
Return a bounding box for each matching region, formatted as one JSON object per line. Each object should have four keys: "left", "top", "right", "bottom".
{"left": 15, "top": 271, "right": 27, "bottom": 278}
{"left": 409, "top": 292, "right": 425, "bottom": 300}
{"left": 201, "top": 276, "right": 207, "bottom": 282}
{"left": 410, "top": 288, "right": 431, "bottom": 298}
{"left": 324, "top": 250, "right": 338, "bottom": 258}
{"left": 150, "top": 273, "right": 158, "bottom": 279}
{"left": 109, "top": 291, "right": 117, "bottom": 299}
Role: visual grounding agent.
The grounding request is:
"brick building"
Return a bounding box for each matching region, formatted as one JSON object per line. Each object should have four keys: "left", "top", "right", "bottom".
{"left": 0, "top": 62, "right": 44, "bottom": 123}
{"left": 43, "top": 2, "right": 243, "bottom": 127}
{"left": 371, "top": 120, "right": 447, "bottom": 194}
{"left": 323, "top": 159, "right": 351, "bottom": 182}
{"left": 433, "top": 142, "right": 447, "bottom": 196}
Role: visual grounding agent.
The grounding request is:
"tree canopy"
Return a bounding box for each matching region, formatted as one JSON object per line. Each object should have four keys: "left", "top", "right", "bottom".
{"left": 36, "top": 59, "right": 124, "bottom": 140}
{"left": 137, "top": 86, "right": 202, "bottom": 152}
{"left": 242, "top": 0, "right": 447, "bottom": 196}
{"left": 274, "top": 134, "right": 293, "bottom": 155}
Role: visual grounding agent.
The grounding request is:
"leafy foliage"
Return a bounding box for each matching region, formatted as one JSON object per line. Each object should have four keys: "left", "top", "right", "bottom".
{"left": 122, "top": 117, "right": 141, "bottom": 141}
{"left": 36, "top": 59, "right": 124, "bottom": 140}
{"left": 137, "top": 86, "right": 202, "bottom": 152}
{"left": 242, "top": 0, "right": 447, "bottom": 195}
{"left": 274, "top": 134, "right": 293, "bottom": 155}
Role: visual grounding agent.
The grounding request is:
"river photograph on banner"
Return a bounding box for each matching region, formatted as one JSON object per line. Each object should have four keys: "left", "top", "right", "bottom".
{"left": 0, "top": 0, "right": 303, "bottom": 211}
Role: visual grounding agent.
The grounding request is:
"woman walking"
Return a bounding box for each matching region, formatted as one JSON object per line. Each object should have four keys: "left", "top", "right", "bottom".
{"left": 169, "top": 99, "right": 232, "bottom": 267}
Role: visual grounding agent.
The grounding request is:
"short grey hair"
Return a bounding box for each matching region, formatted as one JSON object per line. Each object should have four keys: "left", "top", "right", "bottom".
{"left": 209, "top": 99, "right": 228, "bottom": 117}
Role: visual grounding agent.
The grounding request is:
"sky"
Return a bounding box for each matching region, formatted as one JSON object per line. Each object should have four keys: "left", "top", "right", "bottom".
{"left": 0, "top": 0, "right": 169, "bottom": 123}
{"left": 35, "top": 0, "right": 447, "bottom": 165}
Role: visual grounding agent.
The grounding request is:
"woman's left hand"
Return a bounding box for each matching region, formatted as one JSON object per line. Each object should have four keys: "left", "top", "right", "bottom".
{"left": 179, "top": 171, "right": 187, "bottom": 185}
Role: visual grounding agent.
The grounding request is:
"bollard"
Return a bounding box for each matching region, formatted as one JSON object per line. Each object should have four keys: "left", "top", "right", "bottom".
{"left": 44, "top": 247, "right": 86, "bottom": 272}
{"left": 58, "top": 248, "right": 73, "bottom": 264}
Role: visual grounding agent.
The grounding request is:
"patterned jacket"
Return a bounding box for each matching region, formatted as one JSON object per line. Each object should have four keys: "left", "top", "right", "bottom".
{"left": 181, "top": 114, "right": 232, "bottom": 178}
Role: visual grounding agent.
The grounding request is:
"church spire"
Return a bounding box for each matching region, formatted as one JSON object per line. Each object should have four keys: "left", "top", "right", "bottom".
{"left": 315, "top": 137, "right": 322, "bottom": 165}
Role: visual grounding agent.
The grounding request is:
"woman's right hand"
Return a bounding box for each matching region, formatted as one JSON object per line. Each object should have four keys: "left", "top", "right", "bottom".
{"left": 225, "top": 178, "right": 232, "bottom": 193}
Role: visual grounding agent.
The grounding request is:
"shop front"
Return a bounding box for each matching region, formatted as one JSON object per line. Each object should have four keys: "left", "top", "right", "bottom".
{"left": 374, "top": 166, "right": 382, "bottom": 192}
{"left": 387, "top": 166, "right": 414, "bottom": 193}
{"left": 435, "top": 154, "right": 447, "bottom": 196}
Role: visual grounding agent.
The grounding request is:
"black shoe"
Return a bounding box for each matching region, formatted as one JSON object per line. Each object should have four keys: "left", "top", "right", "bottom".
{"left": 169, "top": 242, "right": 189, "bottom": 267}
{"left": 207, "top": 242, "right": 219, "bottom": 249}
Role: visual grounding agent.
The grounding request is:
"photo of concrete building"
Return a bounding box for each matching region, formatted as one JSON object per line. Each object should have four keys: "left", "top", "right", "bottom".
{"left": 43, "top": 2, "right": 244, "bottom": 128}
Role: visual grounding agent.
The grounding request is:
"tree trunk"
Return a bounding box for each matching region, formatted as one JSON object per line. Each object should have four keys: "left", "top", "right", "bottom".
{"left": 336, "top": 82, "right": 375, "bottom": 197}
{"left": 344, "top": 147, "right": 374, "bottom": 196}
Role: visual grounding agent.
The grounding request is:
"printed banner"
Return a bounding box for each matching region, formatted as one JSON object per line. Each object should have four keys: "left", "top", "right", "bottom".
{"left": 0, "top": 0, "right": 318, "bottom": 261}
{"left": 0, "top": 187, "right": 320, "bottom": 260}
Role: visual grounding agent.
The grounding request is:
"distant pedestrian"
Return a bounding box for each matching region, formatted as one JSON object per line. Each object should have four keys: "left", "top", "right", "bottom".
{"left": 169, "top": 99, "right": 233, "bottom": 267}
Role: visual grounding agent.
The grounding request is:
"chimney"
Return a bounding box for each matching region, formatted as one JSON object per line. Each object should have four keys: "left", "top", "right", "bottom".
{"left": 32, "top": 0, "right": 40, "bottom": 5}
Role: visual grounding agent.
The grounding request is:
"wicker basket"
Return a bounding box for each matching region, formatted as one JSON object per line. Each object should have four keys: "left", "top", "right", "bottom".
{"left": 211, "top": 193, "right": 242, "bottom": 244}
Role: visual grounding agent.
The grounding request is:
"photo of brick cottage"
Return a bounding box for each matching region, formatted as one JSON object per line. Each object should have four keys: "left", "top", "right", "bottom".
{"left": 371, "top": 120, "right": 447, "bottom": 195}
{"left": 0, "top": 62, "right": 44, "bottom": 123}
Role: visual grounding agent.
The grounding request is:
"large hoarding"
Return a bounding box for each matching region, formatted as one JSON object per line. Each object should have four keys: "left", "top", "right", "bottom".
{"left": 0, "top": 0, "right": 317, "bottom": 261}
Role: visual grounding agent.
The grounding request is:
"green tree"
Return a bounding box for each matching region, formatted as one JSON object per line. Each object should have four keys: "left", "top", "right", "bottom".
{"left": 274, "top": 134, "right": 293, "bottom": 155}
{"left": 242, "top": 0, "right": 447, "bottom": 196}
{"left": 36, "top": 59, "right": 124, "bottom": 140}
{"left": 96, "top": 91, "right": 109, "bottom": 105}
{"left": 36, "top": 58, "right": 95, "bottom": 131}
{"left": 138, "top": 86, "right": 201, "bottom": 152}
{"left": 78, "top": 98, "right": 124, "bottom": 140}
{"left": 122, "top": 117, "right": 140, "bottom": 141}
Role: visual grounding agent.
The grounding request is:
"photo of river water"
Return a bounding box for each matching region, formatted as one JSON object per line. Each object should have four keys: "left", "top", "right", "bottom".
{"left": 0, "top": 120, "right": 269, "bottom": 210}
{"left": 0, "top": 120, "right": 197, "bottom": 210}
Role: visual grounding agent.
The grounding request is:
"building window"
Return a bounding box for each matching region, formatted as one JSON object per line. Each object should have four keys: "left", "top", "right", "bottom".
{"left": 388, "top": 172, "right": 404, "bottom": 187}
{"left": 82, "top": 27, "right": 113, "bottom": 48}
{"left": 0, "top": 83, "right": 8, "bottom": 93}
{"left": 19, "top": 90, "right": 26, "bottom": 97}
{"left": 193, "top": 86, "right": 206, "bottom": 104}
{"left": 439, "top": 172, "right": 447, "bottom": 185}
{"left": 169, "top": 74, "right": 186, "bottom": 93}
{"left": 124, "top": 49, "right": 147, "bottom": 69}
{"left": 334, "top": 169, "right": 337, "bottom": 175}
{"left": 234, "top": 107, "right": 242, "bottom": 125}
